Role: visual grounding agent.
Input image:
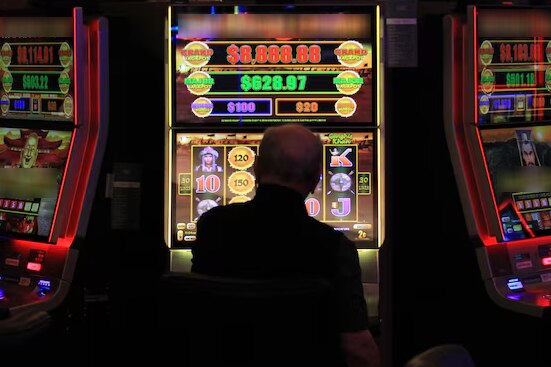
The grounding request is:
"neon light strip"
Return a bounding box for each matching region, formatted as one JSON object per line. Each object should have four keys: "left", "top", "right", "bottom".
{"left": 167, "top": 6, "right": 173, "bottom": 248}
{"left": 48, "top": 8, "right": 78, "bottom": 243}
{"left": 376, "top": 5, "right": 383, "bottom": 248}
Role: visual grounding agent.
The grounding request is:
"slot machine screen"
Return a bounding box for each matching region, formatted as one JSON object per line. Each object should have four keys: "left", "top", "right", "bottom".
{"left": 171, "top": 131, "right": 377, "bottom": 248}
{"left": 0, "top": 37, "right": 75, "bottom": 122}
{"left": 480, "top": 126, "right": 551, "bottom": 241}
{"left": 475, "top": 8, "right": 551, "bottom": 241}
{"left": 0, "top": 127, "right": 72, "bottom": 242}
{"left": 172, "top": 8, "right": 375, "bottom": 126}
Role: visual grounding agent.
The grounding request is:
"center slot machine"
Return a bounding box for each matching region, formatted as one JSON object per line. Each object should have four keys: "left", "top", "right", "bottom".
{"left": 445, "top": 5, "right": 551, "bottom": 318}
{"left": 165, "top": 2, "right": 385, "bottom": 327}
{"left": 0, "top": 8, "right": 108, "bottom": 337}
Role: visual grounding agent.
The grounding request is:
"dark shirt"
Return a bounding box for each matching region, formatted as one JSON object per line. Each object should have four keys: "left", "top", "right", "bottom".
{"left": 191, "top": 183, "right": 369, "bottom": 332}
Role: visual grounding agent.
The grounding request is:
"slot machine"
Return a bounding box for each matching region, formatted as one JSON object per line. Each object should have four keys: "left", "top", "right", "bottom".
{"left": 165, "top": 2, "right": 385, "bottom": 327}
{"left": 0, "top": 8, "right": 108, "bottom": 335}
{"left": 445, "top": 5, "right": 551, "bottom": 317}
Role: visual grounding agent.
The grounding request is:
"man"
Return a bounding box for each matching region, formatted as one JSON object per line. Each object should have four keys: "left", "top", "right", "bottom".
{"left": 19, "top": 132, "right": 39, "bottom": 168}
{"left": 191, "top": 124, "right": 380, "bottom": 367}
{"left": 516, "top": 130, "right": 540, "bottom": 167}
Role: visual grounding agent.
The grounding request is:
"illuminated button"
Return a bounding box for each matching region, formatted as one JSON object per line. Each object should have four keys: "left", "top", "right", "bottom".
{"left": 4, "top": 257, "right": 20, "bottom": 267}
{"left": 507, "top": 278, "right": 523, "bottom": 291}
{"left": 26, "top": 262, "right": 42, "bottom": 272}
{"left": 177, "top": 230, "right": 184, "bottom": 241}
{"left": 19, "top": 277, "right": 31, "bottom": 286}
{"left": 186, "top": 223, "right": 196, "bottom": 230}
{"left": 540, "top": 273, "right": 551, "bottom": 283}
{"left": 184, "top": 236, "right": 196, "bottom": 241}
{"left": 37, "top": 279, "right": 51, "bottom": 288}
{"left": 515, "top": 260, "right": 533, "bottom": 270}
{"left": 177, "top": 223, "right": 186, "bottom": 230}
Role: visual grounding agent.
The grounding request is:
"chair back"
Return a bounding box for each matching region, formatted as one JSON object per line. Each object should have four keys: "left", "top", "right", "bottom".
{"left": 156, "top": 272, "right": 344, "bottom": 367}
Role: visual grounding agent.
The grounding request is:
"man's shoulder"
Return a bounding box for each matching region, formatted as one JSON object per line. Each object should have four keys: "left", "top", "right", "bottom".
{"left": 199, "top": 202, "right": 252, "bottom": 223}
{"left": 304, "top": 215, "right": 345, "bottom": 242}
{"left": 303, "top": 217, "right": 358, "bottom": 255}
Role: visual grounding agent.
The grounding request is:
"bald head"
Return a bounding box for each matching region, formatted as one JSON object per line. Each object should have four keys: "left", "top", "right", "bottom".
{"left": 255, "top": 124, "right": 322, "bottom": 197}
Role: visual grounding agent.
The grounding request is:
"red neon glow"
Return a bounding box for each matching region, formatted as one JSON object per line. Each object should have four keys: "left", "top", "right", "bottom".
{"left": 13, "top": 238, "right": 50, "bottom": 248}
{"left": 47, "top": 10, "right": 80, "bottom": 244}
{"left": 473, "top": 7, "right": 478, "bottom": 125}
{"left": 63, "top": 17, "right": 102, "bottom": 241}
{"left": 471, "top": 5, "right": 510, "bottom": 244}
{"left": 456, "top": 132, "right": 497, "bottom": 244}
{"left": 47, "top": 126, "right": 77, "bottom": 245}
{"left": 451, "top": 9, "right": 498, "bottom": 246}
{"left": 469, "top": 7, "right": 499, "bottom": 244}
{"left": 26, "top": 262, "right": 42, "bottom": 271}
{"left": 535, "top": 295, "right": 551, "bottom": 307}
{"left": 542, "top": 257, "right": 551, "bottom": 266}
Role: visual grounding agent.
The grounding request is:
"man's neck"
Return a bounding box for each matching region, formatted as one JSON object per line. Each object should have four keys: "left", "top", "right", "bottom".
{"left": 258, "top": 178, "right": 309, "bottom": 199}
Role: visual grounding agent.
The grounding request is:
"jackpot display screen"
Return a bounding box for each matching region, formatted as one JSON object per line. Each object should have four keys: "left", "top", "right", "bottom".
{"left": 476, "top": 9, "right": 551, "bottom": 125}
{"left": 481, "top": 126, "right": 551, "bottom": 241}
{"left": 0, "top": 127, "right": 72, "bottom": 241}
{"left": 171, "top": 8, "right": 375, "bottom": 126}
{"left": 0, "top": 37, "right": 74, "bottom": 122}
{"left": 171, "top": 131, "right": 377, "bottom": 248}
